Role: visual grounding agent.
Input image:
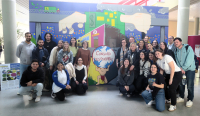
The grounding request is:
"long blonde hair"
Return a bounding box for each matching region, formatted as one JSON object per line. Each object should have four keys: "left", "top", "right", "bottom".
{"left": 63, "top": 41, "right": 70, "bottom": 52}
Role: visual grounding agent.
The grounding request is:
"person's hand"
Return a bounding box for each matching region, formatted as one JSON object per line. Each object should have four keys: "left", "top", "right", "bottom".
{"left": 50, "top": 66, "right": 53, "bottom": 70}
{"left": 152, "top": 82, "right": 157, "bottom": 87}
{"left": 124, "top": 86, "right": 129, "bottom": 91}
{"left": 65, "top": 85, "right": 71, "bottom": 89}
{"left": 180, "top": 68, "right": 185, "bottom": 74}
{"left": 82, "top": 80, "right": 86, "bottom": 84}
{"left": 130, "top": 65, "right": 134, "bottom": 71}
{"left": 41, "top": 63, "right": 44, "bottom": 67}
{"left": 146, "top": 86, "right": 150, "bottom": 90}
{"left": 169, "top": 78, "right": 173, "bottom": 85}
{"left": 75, "top": 81, "right": 79, "bottom": 85}
{"left": 32, "top": 83, "right": 37, "bottom": 87}
{"left": 116, "top": 63, "right": 118, "bottom": 68}
{"left": 26, "top": 81, "right": 32, "bottom": 86}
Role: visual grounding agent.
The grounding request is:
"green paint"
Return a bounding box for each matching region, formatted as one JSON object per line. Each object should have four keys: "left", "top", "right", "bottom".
{"left": 31, "top": 2, "right": 35, "bottom": 6}
{"left": 44, "top": 6, "right": 57, "bottom": 13}
{"left": 35, "top": 7, "right": 38, "bottom": 8}
{"left": 88, "top": 75, "right": 97, "bottom": 85}
{"left": 31, "top": 35, "right": 37, "bottom": 45}
{"left": 40, "top": 6, "right": 42, "bottom": 7}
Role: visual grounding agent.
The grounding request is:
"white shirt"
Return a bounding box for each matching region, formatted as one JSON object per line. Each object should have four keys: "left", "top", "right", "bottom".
{"left": 168, "top": 43, "right": 174, "bottom": 49}
{"left": 75, "top": 65, "right": 87, "bottom": 80}
{"left": 52, "top": 70, "right": 67, "bottom": 93}
{"left": 157, "top": 55, "right": 181, "bottom": 74}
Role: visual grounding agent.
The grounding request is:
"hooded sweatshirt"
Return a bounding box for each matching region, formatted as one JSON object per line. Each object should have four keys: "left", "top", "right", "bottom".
{"left": 20, "top": 66, "right": 44, "bottom": 87}
{"left": 44, "top": 38, "right": 57, "bottom": 55}
{"left": 57, "top": 49, "right": 73, "bottom": 65}
{"left": 16, "top": 41, "right": 36, "bottom": 65}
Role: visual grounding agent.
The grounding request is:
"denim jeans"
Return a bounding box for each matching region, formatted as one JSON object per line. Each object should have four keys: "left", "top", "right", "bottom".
{"left": 19, "top": 64, "right": 30, "bottom": 87}
{"left": 179, "top": 70, "right": 195, "bottom": 101}
{"left": 19, "top": 83, "right": 43, "bottom": 96}
{"left": 142, "top": 89, "right": 165, "bottom": 112}
{"left": 119, "top": 85, "right": 135, "bottom": 94}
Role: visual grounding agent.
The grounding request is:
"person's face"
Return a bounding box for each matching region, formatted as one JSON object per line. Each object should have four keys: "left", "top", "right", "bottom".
{"left": 71, "top": 38, "right": 76, "bottom": 45}
{"left": 38, "top": 40, "right": 44, "bottom": 47}
{"left": 122, "top": 40, "right": 126, "bottom": 47}
{"left": 31, "top": 62, "right": 39, "bottom": 70}
{"left": 148, "top": 44, "right": 153, "bottom": 50}
{"left": 155, "top": 51, "right": 162, "bottom": 59}
{"left": 153, "top": 41, "right": 157, "bottom": 47}
{"left": 151, "top": 65, "right": 157, "bottom": 74}
{"left": 139, "top": 41, "right": 144, "bottom": 47}
{"left": 174, "top": 40, "right": 182, "bottom": 48}
{"left": 149, "top": 53, "right": 153, "bottom": 60}
{"left": 78, "top": 58, "right": 83, "bottom": 65}
{"left": 129, "top": 37, "right": 134, "bottom": 43}
{"left": 168, "top": 36, "right": 174, "bottom": 44}
{"left": 58, "top": 41, "right": 63, "bottom": 48}
{"left": 64, "top": 42, "right": 69, "bottom": 49}
{"left": 83, "top": 42, "right": 87, "bottom": 48}
{"left": 140, "top": 52, "right": 145, "bottom": 59}
{"left": 57, "top": 63, "right": 64, "bottom": 71}
{"left": 130, "top": 44, "right": 136, "bottom": 51}
{"left": 160, "top": 42, "right": 165, "bottom": 50}
{"left": 45, "top": 34, "right": 51, "bottom": 42}
{"left": 124, "top": 60, "right": 129, "bottom": 67}
{"left": 25, "top": 34, "right": 32, "bottom": 42}
{"left": 144, "top": 37, "right": 148, "bottom": 43}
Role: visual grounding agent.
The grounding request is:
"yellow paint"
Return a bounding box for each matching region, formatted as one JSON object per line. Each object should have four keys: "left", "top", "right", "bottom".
{"left": 47, "top": 26, "right": 48, "bottom": 29}
{"left": 97, "top": 16, "right": 104, "bottom": 21}
{"left": 109, "top": 13, "right": 113, "bottom": 18}
{"left": 111, "top": 19, "right": 115, "bottom": 26}
{"left": 104, "top": 12, "right": 108, "bottom": 15}
{"left": 114, "top": 12, "right": 117, "bottom": 14}
{"left": 88, "top": 58, "right": 104, "bottom": 84}
{"left": 77, "top": 32, "right": 92, "bottom": 47}
{"left": 92, "top": 33, "right": 99, "bottom": 36}
{"left": 115, "top": 16, "right": 117, "bottom": 18}
{"left": 107, "top": 19, "right": 110, "bottom": 22}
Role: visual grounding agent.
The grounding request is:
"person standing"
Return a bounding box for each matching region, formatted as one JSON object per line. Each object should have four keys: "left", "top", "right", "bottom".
{"left": 32, "top": 39, "right": 49, "bottom": 91}
{"left": 116, "top": 39, "right": 128, "bottom": 68}
{"left": 16, "top": 32, "right": 36, "bottom": 90}
{"left": 152, "top": 40, "right": 159, "bottom": 49}
{"left": 69, "top": 37, "right": 78, "bottom": 65}
{"left": 174, "top": 37, "right": 196, "bottom": 108}
{"left": 127, "top": 36, "right": 135, "bottom": 48}
{"left": 143, "top": 36, "right": 149, "bottom": 50}
{"left": 44, "top": 32, "right": 57, "bottom": 55}
{"left": 167, "top": 36, "right": 176, "bottom": 52}
{"left": 160, "top": 42, "right": 175, "bottom": 60}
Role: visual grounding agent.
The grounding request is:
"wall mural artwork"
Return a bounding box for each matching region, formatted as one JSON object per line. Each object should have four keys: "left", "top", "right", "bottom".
{"left": 29, "top": 0, "right": 169, "bottom": 85}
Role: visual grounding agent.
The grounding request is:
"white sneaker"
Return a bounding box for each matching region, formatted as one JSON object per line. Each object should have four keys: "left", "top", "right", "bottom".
{"left": 35, "top": 96, "right": 41, "bottom": 102}
{"left": 177, "top": 97, "right": 184, "bottom": 103}
{"left": 127, "top": 94, "right": 131, "bottom": 97}
{"left": 186, "top": 100, "right": 193, "bottom": 107}
{"left": 165, "top": 99, "right": 171, "bottom": 104}
{"left": 147, "top": 100, "right": 153, "bottom": 106}
{"left": 23, "top": 95, "right": 30, "bottom": 106}
{"left": 119, "top": 93, "right": 123, "bottom": 96}
{"left": 51, "top": 92, "right": 56, "bottom": 99}
{"left": 28, "top": 94, "right": 33, "bottom": 100}
{"left": 168, "top": 105, "right": 176, "bottom": 111}
{"left": 17, "top": 92, "right": 20, "bottom": 95}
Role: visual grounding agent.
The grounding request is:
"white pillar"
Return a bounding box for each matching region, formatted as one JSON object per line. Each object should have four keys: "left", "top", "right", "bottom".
{"left": 194, "top": 17, "right": 199, "bottom": 35}
{"left": 176, "top": 0, "right": 190, "bottom": 44}
{"left": 2, "top": 0, "right": 18, "bottom": 63}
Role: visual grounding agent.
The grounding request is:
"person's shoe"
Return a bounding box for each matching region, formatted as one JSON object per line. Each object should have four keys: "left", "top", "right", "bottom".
{"left": 119, "top": 93, "right": 123, "bottom": 96}
{"left": 42, "top": 88, "right": 49, "bottom": 92}
{"left": 186, "top": 100, "right": 193, "bottom": 107}
{"left": 168, "top": 105, "right": 176, "bottom": 112}
{"left": 51, "top": 92, "right": 56, "bottom": 99}
{"left": 17, "top": 91, "right": 20, "bottom": 95}
{"left": 28, "top": 93, "right": 33, "bottom": 100}
{"left": 177, "top": 97, "right": 184, "bottom": 103}
{"left": 127, "top": 94, "right": 131, "bottom": 97}
{"left": 23, "top": 95, "right": 30, "bottom": 106}
{"left": 147, "top": 100, "right": 153, "bottom": 106}
{"left": 35, "top": 96, "right": 41, "bottom": 102}
{"left": 152, "top": 100, "right": 155, "bottom": 105}
{"left": 165, "top": 99, "right": 171, "bottom": 104}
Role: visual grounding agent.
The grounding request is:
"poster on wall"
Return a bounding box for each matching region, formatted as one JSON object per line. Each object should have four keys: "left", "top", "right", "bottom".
{"left": 0, "top": 63, "right": 20, "bottom": 91}
{"left": 195, "top": 45, "right": 200, "bottom": 57}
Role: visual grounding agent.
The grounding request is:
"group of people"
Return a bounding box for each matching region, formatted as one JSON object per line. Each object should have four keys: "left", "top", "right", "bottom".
{"left": 16, "top": 32, "right": 91, "bottom": 102}
{"left": 116, "top": 36, "right": 196, "bottom": 112}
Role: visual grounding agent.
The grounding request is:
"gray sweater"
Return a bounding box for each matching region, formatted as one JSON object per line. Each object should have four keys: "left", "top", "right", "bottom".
{"left": 57, "top": 49, "right": 73, "bottom": 65}
{"left": 118, "top": 68, "right": 134, "bottom": 86}
{"left": 16, "top": 41, "right": 36, "bottom": 65}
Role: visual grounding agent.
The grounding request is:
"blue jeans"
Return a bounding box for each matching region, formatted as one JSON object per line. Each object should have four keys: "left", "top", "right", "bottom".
{"left": 19, "top": 64, "right": 30, "bottom": 87}
{"left": 179, "top": 70, "right": 195, "bottom": 101}
{"left": 19, "top": 83, "right": 43, "bottom": 96}
{"left": 142, "top": 89, "right": 165, "bottom": 112}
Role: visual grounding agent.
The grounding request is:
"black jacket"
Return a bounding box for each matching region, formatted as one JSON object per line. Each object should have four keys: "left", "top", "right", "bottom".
{"left": 44, "top": 40, "right": 57, "bottom": 55}
{"left": 32, "top": 47, "right": 49, "bottom": 66}
{"left": 123, "top": 50, "right": 140, "bottom": 71}
{"left": 20, "top": 66, "right": 44, "bottom": 87}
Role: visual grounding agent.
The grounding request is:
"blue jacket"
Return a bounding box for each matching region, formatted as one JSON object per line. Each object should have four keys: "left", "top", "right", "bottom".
{"left": 52, "top": 69, "right": 70, "bottom": 89}
{"left": 174, "top": 44, "right": 195, "bottom": 71}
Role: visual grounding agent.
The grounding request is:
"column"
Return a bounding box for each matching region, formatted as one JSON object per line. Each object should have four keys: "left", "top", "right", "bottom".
{"left": 2, "top": 0, "right": 18, "bottom": 63}
{"left": 194, "top": 17, "right": 199, "bottom": 35}
{"left": 176, "top": 0, "right": 190, "bottom": 44}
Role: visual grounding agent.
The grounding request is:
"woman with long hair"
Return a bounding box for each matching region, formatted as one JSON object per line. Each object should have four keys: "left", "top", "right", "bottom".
{"left": 118, "top": 58, "right": 135, "bottom": 97}
{"left": 57, "top": 41, "right": 73, "bottom": 65}
{"left": 160, "top": 42, "right": 175, "bottom": 60}
{"left": 116, "top": 38, "right": 128, "bottom": 68}
{"left": 69, "top": 37, "right": 78, "bottom": 65}
{"left": 155, "top": 49, "right": 182, "bottom": 112}
{"left": 137, "top": 40, "right": 146, "bottom": 52}
{"left": 152, "top": 40, "right": 159, "bottom": 49}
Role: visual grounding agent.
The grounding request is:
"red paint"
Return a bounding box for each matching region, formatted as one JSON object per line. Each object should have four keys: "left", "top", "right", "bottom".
{"left": 188, "top": 35, "right": 200, "bottom": 65}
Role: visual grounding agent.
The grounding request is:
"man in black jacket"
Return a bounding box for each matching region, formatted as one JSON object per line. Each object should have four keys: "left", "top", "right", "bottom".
{"left": 19, "top": 59, "right": 44, "bottom": 103}
{"left": 44, "top": 32, "right": 57, "bottom": 55}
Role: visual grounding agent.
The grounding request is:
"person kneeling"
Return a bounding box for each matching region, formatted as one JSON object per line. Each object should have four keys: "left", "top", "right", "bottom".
{"left": 71, "top": 57, "right": 88, "bottom": 95}
{"left": 141, "top": 64, "right": 165, "bottom": 112}
{"left": 52, "top": 62, "right": 72, "bottom": 101}
{"left": 19, "top": 59, "right": 44, "bottom": 103}
{"left": 118, "top": 58, "right": 135, "bottom": 97}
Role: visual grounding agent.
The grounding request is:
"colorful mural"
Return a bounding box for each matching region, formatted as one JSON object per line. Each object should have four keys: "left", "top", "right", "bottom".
{"left": 29, "top": 0, "right": 169, "bottom": 85}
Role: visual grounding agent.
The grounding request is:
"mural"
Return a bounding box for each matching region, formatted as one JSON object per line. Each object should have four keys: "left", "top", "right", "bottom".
{"left": 29, "top": 0, "right": 169, "bottom": 85}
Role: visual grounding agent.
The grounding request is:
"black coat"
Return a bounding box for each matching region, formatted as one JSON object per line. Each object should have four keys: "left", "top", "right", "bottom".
{"left": 44, "top": 41, "right": 57, "bottom": 55}
{"left": 32, "top": 47, "right": 49, "bottom": 66}
{"left": 20, "top": 66, "right": 44, "bottom": 87}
